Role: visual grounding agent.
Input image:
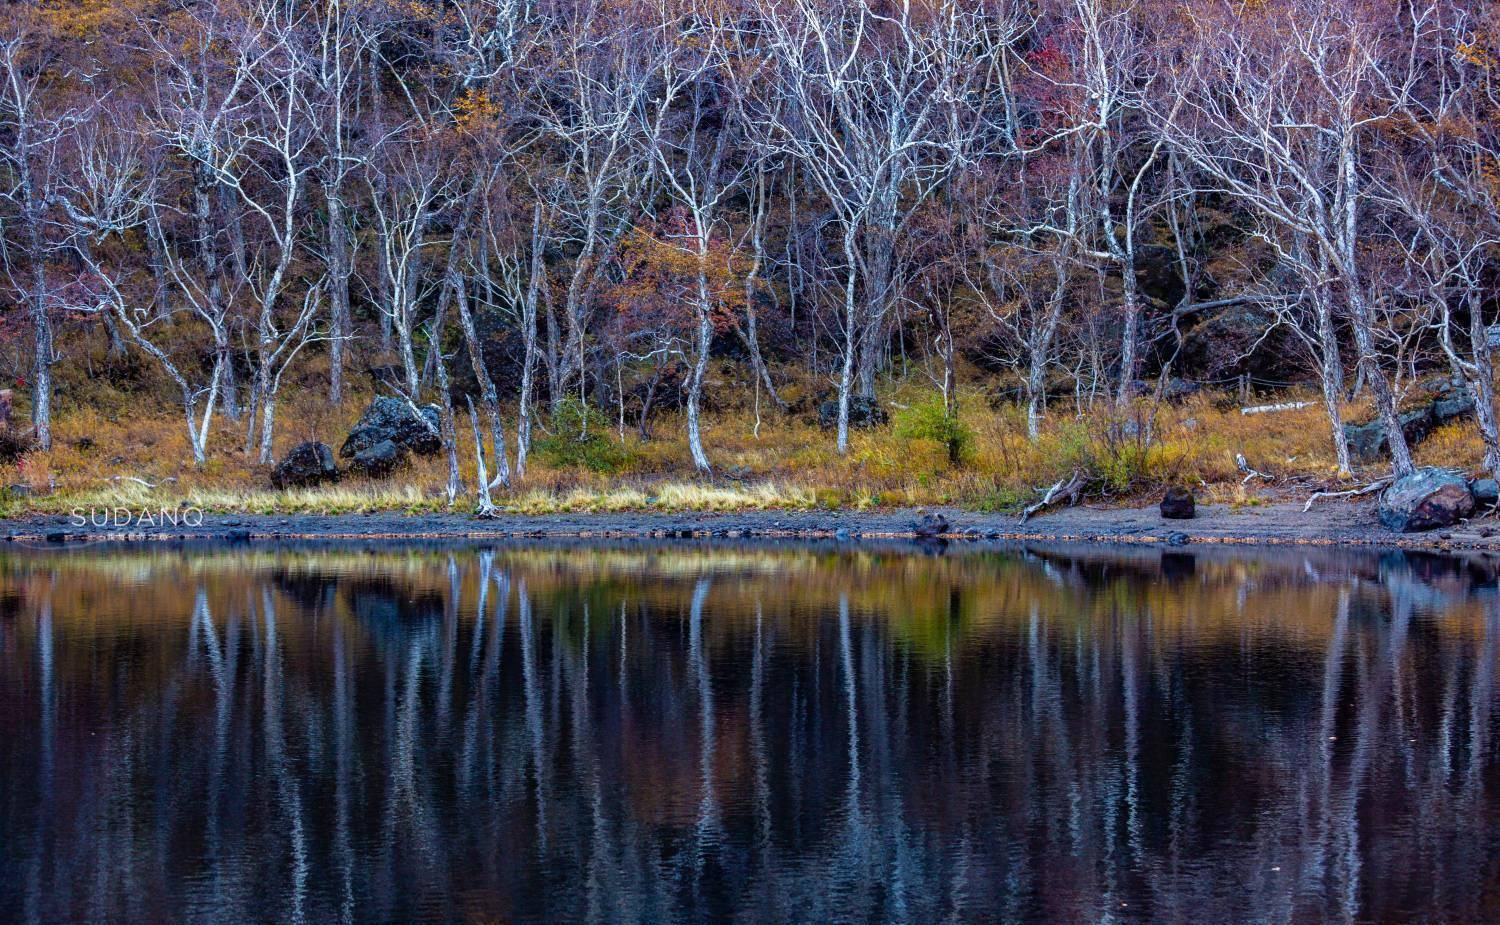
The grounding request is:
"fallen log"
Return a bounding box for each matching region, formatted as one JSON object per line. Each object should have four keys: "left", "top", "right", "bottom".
{"left": 1240, "top": 401, "right": 1313, "bottom": 416}
{"left": 1302, "top": 476, "right": 1393, "bottom": 513}
{"left": 1020, "top": 469, "right": 1086, "bottom": 523}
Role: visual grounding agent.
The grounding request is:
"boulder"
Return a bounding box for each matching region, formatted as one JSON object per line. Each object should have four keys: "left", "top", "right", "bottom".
{"left": 1470, "top": 477, "right": 1499, "bottom": 507}
{"left": 913, "top": 512, "right": 950, "bottom": 537}
{"left": 817, "top": 395, "right": 888, "bottom": 430}
{"left": 1379, "top": 467, "right": 1475, "bottom": 532}
{"left": 340, "top": 396, "right": 442, "bottom": 459}
{"left": 348, "top": 439, "right": 407, "bottom": 479}
{"left": 1160, "top": 486, "right": 1196, "bottom": 520}
{"left": 1343, "top": 394, "right": 1475, "bottom": 462}
{"left": 270, "top": 441, "right": 338, "bottom": 490}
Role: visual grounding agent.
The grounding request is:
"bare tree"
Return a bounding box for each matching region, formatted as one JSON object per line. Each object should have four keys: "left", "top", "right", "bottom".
{"left": 1165, "top": 3, "right": 1417, "bottom": 474}
{"left": 0, "top": 15, "right": 78, "bottom": 450}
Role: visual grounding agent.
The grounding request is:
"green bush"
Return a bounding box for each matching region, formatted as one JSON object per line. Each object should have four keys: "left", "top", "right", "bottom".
{"left": 1053, "top": 418, "right": 1193, "bottom": 494}
{"left": 532, "top": 399, "right": 635, "bottom": 474}
{"left": 893, "top": 397, "right": 973, "bottom": 466}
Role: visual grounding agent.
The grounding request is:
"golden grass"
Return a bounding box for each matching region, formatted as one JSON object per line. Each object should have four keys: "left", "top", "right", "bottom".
{"left": 0, "top": 355, "right": 1445, "bottom": 518}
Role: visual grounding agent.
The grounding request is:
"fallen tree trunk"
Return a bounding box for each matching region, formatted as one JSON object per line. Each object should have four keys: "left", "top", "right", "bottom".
{"left": 1020, "top": 469, "right": 1086, "bottom": 523}
{"left": 1240, "top": 401, "right": 1313, "bottom": 416}
{"left": 1302, "top": 476, "right": 1393, "bottom": 513}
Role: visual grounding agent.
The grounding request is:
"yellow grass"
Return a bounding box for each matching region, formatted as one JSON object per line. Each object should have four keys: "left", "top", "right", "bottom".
{"left": 0, "top": 355, "right": 1462, "bottom": 518}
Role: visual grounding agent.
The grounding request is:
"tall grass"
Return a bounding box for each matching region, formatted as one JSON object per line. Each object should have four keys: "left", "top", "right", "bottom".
{"left": 1, "top": 355, "right": 1419, "bottom": 517}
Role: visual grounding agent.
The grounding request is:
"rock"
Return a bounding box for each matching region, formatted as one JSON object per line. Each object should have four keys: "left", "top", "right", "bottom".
{"left": 340, "top": 396, "right": 442, "bottom": 459}
{"left": 1343, "top": 419, "right": 1387, "bottom": 462}
{"left": 913, "top": 513, "right": 950, "bottom": 537}
{"left": 348, "top": 439, "right": 407, "bottom": 478}
{"left": 1379, "top": 467, "right": 1475, "bottom": 532}
{"left": 1162, "top": 378, "right": 1201, "bottom": 402}
{"left": 1160, "top": 486, "right": 1196, "bottom": 520}
{"left": 1343, "top": 394, "right": 1475, "bottom": 462}
{"left": 1470, "top": 478, "right": 1499, "bottom": 507}
{"left": 817, "top": 395, "right": 888, "bottom": 430}
{"left": 1165, "top": 532, "right": 1191, "bottom": 547}
{"left": 270, "top": 441, "right": 339, "bottom": 490}
{"left": 1433, "top": 395, "right": 1475, "bottom": 424}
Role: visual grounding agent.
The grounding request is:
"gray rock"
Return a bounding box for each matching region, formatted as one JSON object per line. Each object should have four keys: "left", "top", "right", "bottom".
{"left": 348, "top": 439, "right": 407, "bottom": 478}
{"left": 913, "top": 513, "right": 950, "bottom": 537}
{"left": 817, "top": 395, "right": 888, "bottom": 430}
{"left": 1162, "top": 378, "right": 1201, "bottom": 402}
{"left": 1379, "top": 467, "right": 1475, "bottom": 532}
{"left": 1343, "top": 394, "right": 1475, "bottom": 462}
{"left": 340, "top": 396, "right": 442, "bottom": 459}
{"left": 270, "top": 441, "right": 339, "bottom": 490}
{"left": 1471, "top": 478, "right": 1499, "bottom": 507}
{"left": 1160, "top": 486, "right": 1196, "bottom": 520}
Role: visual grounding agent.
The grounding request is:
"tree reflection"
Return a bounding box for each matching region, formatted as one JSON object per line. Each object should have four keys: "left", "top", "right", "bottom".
{"left": 0, "top": 542, "right": 1496, "bottom": 924}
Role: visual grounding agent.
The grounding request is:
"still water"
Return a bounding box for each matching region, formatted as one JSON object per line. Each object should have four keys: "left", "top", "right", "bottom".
{"left": 1, "top": 540, "right": 1497, "bottom": 924}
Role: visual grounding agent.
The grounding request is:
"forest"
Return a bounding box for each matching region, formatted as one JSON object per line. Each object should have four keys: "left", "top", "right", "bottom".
{"left": 0, "top": 0, "right": 1496, "bottom": 514}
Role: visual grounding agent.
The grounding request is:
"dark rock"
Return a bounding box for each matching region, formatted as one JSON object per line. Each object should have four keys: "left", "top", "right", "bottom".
{"left": 1379, "top": 467, "right": 1475, "bottom": 533}
{"left": 1160, "top": 486, "right": 1196, "bottom": 520}
{"left": 913, "top": 513, "right": 951, "bottom": 537}
{"left": 348, "top": 439, "right": 407, "bottom": 478}
{"left": 340, "top": 396, "right": 442, "bottom": 459}
{"left": 1471, "top": 478, "right": 1499, "bottom": 507}
{"left": 7, "top": 484, "right": 33, "bottom": 498}
{"left": 1343, "top": 394, "right": 1475, "bottom": 462}
{"left": 817, "top": 395, "right": 888, "bottom": 430}
{"left": 1162, "top": 378, "right": 1201, "bottom": 402}
{"left": 1433, "top": 395, "right": 1475, "bottom": 424}
{"left": 1165, "top": 532, "right": 1191, "bottom": 548}
{"left": 270, "top": 441, "right": 339, "bottom": 490}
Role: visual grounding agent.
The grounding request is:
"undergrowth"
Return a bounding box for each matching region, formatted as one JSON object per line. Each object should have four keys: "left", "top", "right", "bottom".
{"left": 0, "top": 355, "right": 1428, "bottom": 517}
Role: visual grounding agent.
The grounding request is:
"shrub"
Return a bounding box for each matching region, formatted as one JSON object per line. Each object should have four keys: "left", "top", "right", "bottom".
{"left": 532, "top": 399, "right": 635, "bottom": 474}
{"left": 1053, "top": 418, "right": 1195, "bottom": 494}
{"left": 893, "top": 397, "right": 973, "bottom": 466}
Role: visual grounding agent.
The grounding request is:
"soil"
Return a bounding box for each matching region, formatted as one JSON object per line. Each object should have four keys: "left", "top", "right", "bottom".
{"left": 6, "top": 497, "right": 1500, "bottom": 551}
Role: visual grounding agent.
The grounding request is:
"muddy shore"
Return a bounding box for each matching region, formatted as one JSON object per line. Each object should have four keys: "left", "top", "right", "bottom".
{"left": 5, "top": 497, "right": 1500, "bottom": 551}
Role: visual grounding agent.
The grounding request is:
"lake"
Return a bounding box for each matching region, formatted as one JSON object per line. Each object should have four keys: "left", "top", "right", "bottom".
{"left": 0, "top": 540, "right": 1496, "bottom": 924}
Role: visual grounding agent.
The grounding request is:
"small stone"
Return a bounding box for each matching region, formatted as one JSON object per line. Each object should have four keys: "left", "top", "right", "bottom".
{"left": 913, "top": 513, "right": 950, "bottom": 537}
{"left": 1160, "top": 486, "right": 1196, "bottom": 520}
{"left": 1470, "top": 478, "right": 1499, "bottom": 506}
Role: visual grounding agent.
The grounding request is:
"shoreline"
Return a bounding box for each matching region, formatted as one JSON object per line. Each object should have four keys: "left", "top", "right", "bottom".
{"left": 4, "top": 498, "right": 1499, "bottom": 551}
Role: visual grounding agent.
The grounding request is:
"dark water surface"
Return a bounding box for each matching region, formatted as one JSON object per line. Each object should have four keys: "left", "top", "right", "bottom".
{"left": 1, "top": 540, "right": 1498, "bottom": 924}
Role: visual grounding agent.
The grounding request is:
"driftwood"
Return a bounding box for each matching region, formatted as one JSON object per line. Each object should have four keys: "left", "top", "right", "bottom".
{"left": 1240, "top": 401, "right": 1314, "bottom": 416}
{"left": 1236, "top": 453, "right": 1271, "bottom": 484}
{"left": 103, "top": 475, "right": 179, "bottom": 490}
{"left": 1020, "top": 469, "right": 1086, "bottom": 523}
{"left": 1302, "top": 476, "right": 1393, "bottom": 512}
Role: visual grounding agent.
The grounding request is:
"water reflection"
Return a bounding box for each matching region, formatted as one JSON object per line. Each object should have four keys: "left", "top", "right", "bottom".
{"left": 0, "top": 541, "right": 1497, "bottom": 924}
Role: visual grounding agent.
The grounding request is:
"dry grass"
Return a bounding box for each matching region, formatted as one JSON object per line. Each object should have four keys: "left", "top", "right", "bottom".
{"left": 0, "top": 355, "right": 1444, "bottom": 518}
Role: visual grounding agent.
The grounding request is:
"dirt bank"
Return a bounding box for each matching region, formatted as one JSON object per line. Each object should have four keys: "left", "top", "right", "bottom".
{"left": 4, "top": 497, "right": 1499, "bottom": 551}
